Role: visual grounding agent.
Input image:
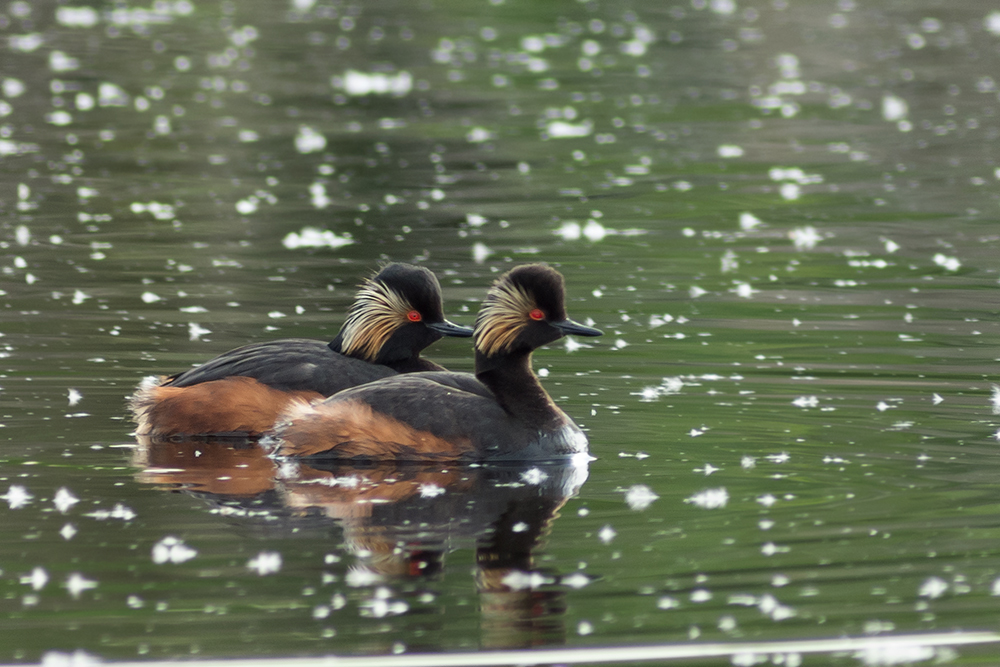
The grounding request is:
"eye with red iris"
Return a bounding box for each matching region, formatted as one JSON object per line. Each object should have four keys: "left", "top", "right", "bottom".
{"left": 529, "top": 308, "right": 545, "bottom": 321}
{"left": 407, "top": 310, "right": 422, "bottom": 322}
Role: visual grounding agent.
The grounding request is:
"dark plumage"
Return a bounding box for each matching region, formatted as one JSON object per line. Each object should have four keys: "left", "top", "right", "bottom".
{"left": 130, "top": 263, "right": 472, "bottom": 438}
{"left": 266, "top": 263, "right": 602, "bottom": 462}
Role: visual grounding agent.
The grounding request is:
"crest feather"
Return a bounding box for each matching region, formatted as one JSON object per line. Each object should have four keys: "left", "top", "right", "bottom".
{"left": 340, "top": 277, "right": 413, "bottom": 361}
{"left": 475, "top": 279, "right": 536, "bottom": 356}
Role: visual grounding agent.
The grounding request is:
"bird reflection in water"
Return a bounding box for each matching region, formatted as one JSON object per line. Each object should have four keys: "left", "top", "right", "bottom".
{"left": 133, "top": 435, "right": 589, "bottom": 649}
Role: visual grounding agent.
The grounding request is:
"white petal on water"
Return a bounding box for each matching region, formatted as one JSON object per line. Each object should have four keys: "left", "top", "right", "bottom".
{"left": 345, "top": 566, "right": 382, "bottom": 587}
{"left": 282, "top": 227, "right": 353, "bottom": 250}
{"left": 501, "top": 570, "right": 550, "bottom": 590}
{"left": 67, "top": 389, "right": 82, "bottom": 407}
{"left": 717, "top": 144, "right": 743, "bottom": 158}
{"left": 2, "top": 485, "right": 33, "bottom": 509}
{"left": 789, "top": 226, "right": 822, "bottom": 250}
{"left": 141, "top": 291, "right": 161, "bottom": 304}
{"left": 188, "top": 322, "right": 211, "bottom": 341}
{"left": 634, "top": 377, "right": 683, "bottom": 401}
{"left": 466, "top": 213, "right": 488, "bottom": 227}
{"left": 623, "top": 484, "right": 659, "bottom": 510}
{"left": 932, "top": 253, "right": 961, "bottom": 271}
{"left": 657, "top": 596, "right": 679, "bottom": 609}
{"left": 247, "top": 551, "right": 282, "bottom": 576}
{"left": 53, "top": 487, "right": 79, "bottom": 512}
{"left": 418, "top": 483, "right": 445, "bottom": 498}
{"left": 20, "top": 567, "right": 48, "bottom": 591}
{"left": 2, "top": 78, "right": 25, "bottom": 97}
{"left": 931, "top": 393, "right": 943, "bottom": 405}
{"left": 741, "top": 456, "right": 757, "bottom": 470}
{"left": 471, "top": 242, "right": 493, "bottom": 263}
{"left": 583, "top": 219, "right": 607, "bottom": 241}
{"left": 60, "top": 523, "right": 77, "bottom": 540}
{"left": 757, "top": 594, "right": 797, "bottom": 620}
{"left": 152, "top": 536, "right": 197, "bottom": 564}
{"left": 685, "top": 488, "right": 728, "bottom": 509}
{"left": 563, "top": 337, "right": 593, "bottom": 353}
{"left": 294, "top": 125, "right": 327, "bottom": 153}
{"left": 881, "top": 95, "right": 908, "bottom": 122}
{"left": 64, "top": 573, "right": 98, "bottom": 598}
{"left": 561, "top": 572, "right": 591, "bottom": 589}
{"left": 466, "top": 127, "right": 494, "bottom": 143}
{"left": 545, "top": 120, "right": 593, "bottom": 139}
{"left": 991, "top": 386, "right": 1000, "bottom": 415}
{"left": 598, "top": 524, "right": 617, "bottom": 544}
{"left": 338, "top": 70, "right": 412, "bottom": 96}
{"left": 721, "top": 249, "right": 738, "bottom": 273}
{"left": 690, "top": 589, "right": 712, "bottom": 603}
{"left": 49, "top": 51, "right": 80, "bottom": 72}
{"left": 918, "top": 577, "right": 948, "bottom": 599}
{"left": 85, "top": 503, "right": 136, "bottom": 521}
{"left": 520, "top": 468, "right": 549, "bottom": 485}
{"left": 689, "top": 285, "right": 707, "bottom": 298}
{"left": 56, "top": 6, "right": 99, "bottom": 27}
{"left": 235, "top": 196, "right": 259, "bottom": 214}
{"left": 792, "top": 395, "right": 818, "bottom": 408}
{"left": 987, "top": 11, "right": 1000, "bottom": 36}
{"left": 739, "top": 212, "right": 762, "bottom": 230}
{"left": 15, "top": 225, "right": 31, "bottom": 245}
{"left": 554, "top": 221, "right": 581, "bottom": 240}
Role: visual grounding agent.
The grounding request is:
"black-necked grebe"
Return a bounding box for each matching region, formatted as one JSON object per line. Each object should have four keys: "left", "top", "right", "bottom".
{"left": 267, "top": 264, "right": 602, "bottom": 461}
{"left": 130, "top": 263, "right": 472, "bottom": 438}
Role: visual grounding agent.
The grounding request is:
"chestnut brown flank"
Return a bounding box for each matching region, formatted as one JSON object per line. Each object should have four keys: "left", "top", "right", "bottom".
{"left": 278, "top": 399, "right": 472, "bottom": 459}
{"left": 132, "top": 376, "right": 323, "bottom": 438}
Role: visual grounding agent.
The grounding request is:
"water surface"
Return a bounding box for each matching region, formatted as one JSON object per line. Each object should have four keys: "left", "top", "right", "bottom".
{"left": 3, "top": 1, "right": 1000, "bottom": 664}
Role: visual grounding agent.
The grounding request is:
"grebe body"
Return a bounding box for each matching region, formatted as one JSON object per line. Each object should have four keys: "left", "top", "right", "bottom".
{"left": 268, "top": 264, "right": 602, "bottom": 461}
{"left": 130, "top": 263, "right": 471, "bottom": 439}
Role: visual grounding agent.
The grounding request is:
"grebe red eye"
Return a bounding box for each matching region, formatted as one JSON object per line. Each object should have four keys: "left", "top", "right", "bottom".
{"left": 529, "top": 308, "right": 545, "bottom": 321}
{"left": 407, "top": 310, "right": 422, "bottom": 322}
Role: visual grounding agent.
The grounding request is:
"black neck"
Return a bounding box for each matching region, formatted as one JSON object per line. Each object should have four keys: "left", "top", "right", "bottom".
{"left": 475, "top": 350, "right": 566, "bottom": 429}
{"left": 329, "top": 334, "right": 438, "bottom": 372}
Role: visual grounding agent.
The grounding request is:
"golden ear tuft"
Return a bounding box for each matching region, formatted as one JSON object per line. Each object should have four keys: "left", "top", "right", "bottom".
{"left": 475, "top": 281, "right": 536, "bottom": 356}
{"left": 340, "top": 279, "right": 413, "bottom": 360}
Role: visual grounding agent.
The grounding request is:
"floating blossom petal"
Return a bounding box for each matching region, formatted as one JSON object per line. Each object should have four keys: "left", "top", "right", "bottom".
{"left": 2, "top": 485, "right": 33, "bottom": 509}
{"left": 53, "top": 487, "right": 79, "bottom": 513}
{"left": 152, "top": 536, "right": 197, "bottom": 564}
{"left": 64, "top": 573, "right": 98, "bottom": 598}
{"left": 282, "top": 227, "right": 353, "bottom": 250}
{"left": 21, "top": 567, "right": 48, "bottom": 591}
{"left": 623, "top": 484, "right": 659, "bottom": 510}
{"left": 247, "top": 551, "right": 282, "bottom": 575}
{"left": 686, "top": 488, "right": 728, "bottom": 509}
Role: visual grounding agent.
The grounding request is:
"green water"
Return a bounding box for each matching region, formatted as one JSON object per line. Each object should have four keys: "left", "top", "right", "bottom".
{"left": 3, "top": 1, "right": 1000, "bottom": 664}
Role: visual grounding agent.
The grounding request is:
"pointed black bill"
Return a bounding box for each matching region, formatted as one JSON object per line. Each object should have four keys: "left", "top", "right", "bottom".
{"left": 427, "top": 319, "right": 475, "bottom": 337}
{"left": 552, "top": 318, "right": 603, "bottom": 337}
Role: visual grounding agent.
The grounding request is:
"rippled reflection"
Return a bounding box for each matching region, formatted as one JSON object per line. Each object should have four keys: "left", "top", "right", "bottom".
{"left": 134, "top": 436, "right": 588, "bottom": 649}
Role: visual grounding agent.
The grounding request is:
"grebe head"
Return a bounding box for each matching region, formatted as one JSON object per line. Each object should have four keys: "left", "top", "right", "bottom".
{"left": 474, "top": 264, "right": 602, "bottom": 359}
{"left": 338, "top": 263, "right": 472, "bottom": 363}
